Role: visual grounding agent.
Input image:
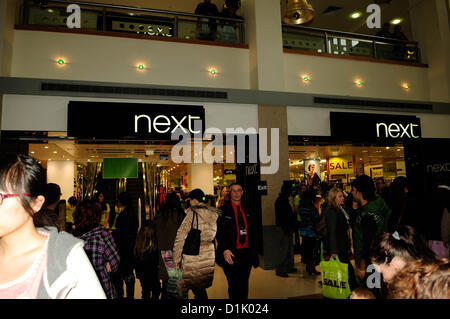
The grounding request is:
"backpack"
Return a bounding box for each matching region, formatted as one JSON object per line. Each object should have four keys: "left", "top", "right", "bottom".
{"left": 315, "top": 210, "right": 328, "bottom": 239}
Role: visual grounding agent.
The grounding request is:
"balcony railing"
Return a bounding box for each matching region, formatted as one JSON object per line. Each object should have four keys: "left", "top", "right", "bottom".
{"left": 21, "top": 0, "right": 246, "bottom": 45}
{"left": 282, "top": 24, "right": 421, "bottom": 64}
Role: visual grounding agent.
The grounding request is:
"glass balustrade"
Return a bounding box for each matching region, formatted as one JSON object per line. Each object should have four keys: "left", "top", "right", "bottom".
{"left": 283, "top": 25, "right": 421, "bottom": 64}
{"left": 22, "top": 0, "right": 245, "bottom": 45}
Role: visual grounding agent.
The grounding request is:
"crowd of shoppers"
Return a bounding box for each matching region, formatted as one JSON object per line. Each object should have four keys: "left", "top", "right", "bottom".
{"left": 1, "top": 154, "right": 448, "bottom": 300}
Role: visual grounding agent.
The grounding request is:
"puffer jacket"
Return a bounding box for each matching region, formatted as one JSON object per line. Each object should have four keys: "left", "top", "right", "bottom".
{"left": 298, "top": 205, "right": 320, "bottom": 238}
{"left": 172, "top": 204, "right": 220, "bottom": 289}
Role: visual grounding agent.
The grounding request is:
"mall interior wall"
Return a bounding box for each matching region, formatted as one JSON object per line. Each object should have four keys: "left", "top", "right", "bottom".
{"left": 283, "top": 53, "right": 430, "bottom": 102}
{"left": 11, "top": 30, "right": 251, "bottom": 90}
{"left": 0, "top": 94, "right": 259, "bottom": 132}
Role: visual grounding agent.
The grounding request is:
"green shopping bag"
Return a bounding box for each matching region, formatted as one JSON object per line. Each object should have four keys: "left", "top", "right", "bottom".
{"left": 320, "top": 256, "right": 351, "bottom": 299}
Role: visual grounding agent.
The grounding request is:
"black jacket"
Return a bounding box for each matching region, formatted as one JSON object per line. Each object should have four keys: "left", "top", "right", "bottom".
{"left": 275, "top": 193, "right": 297, "bottom": 234}
{"left": 134, "top": 248, "right": 159, "bottom": 281}
{"left": 324, "top": 207, "right": 351, "bottom": 256}
{"left": 112, "top": 206, "right": 139, "bottom": 273}
{"left": 216, "top": 201, "right": 259, "bottom": 268}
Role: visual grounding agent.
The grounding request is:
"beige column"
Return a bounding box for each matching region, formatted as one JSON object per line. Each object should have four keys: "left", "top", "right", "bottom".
{"left": 258, "top": 105, "right": 290, "bottom": 226}
{"left": 409, "top": 0, "right": 450, "bottom": 102}
{"left": 244, "top": 0, "right": 290, "bottom": 268}
{"left": 188, "top": 163, "right": 214, "bottom": 195}
{"left": 0, "top": 0, "right": 19, "bottom": 77}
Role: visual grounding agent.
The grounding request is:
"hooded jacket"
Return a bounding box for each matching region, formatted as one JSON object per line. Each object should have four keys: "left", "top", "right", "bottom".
{"left": 36, "top": 227, "right": 106, "bottom": 299}
{"left": 172, "top": 204, "right": 220, "bottom": 289}
{"left": 354, "top": 196, "right": 391, "bottom": 265}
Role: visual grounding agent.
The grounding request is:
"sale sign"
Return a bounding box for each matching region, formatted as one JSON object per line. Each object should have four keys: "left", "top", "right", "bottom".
{"left": 327, "top": 156, "right": 356, "bottom": 175}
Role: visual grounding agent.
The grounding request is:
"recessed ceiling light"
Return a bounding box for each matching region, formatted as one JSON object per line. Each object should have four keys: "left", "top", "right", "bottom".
{"left": 44, "top": 146, "right": 49, "bottom": 149}
{"left": 391, "top": 18, "right": 402, "bottom": 25}
{"left": 31, "top": 151, "right": 35, "bottom": 154}
{"left": 53, "top": 151, "right": 57, "bottom": 154}
{"left": 350, "top": 12, "right": 362, "bottom": 19}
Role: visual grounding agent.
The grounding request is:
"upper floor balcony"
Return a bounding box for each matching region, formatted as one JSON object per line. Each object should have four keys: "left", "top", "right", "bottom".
{"left": 20, "top": 0, "right": 423, "bottom": 65}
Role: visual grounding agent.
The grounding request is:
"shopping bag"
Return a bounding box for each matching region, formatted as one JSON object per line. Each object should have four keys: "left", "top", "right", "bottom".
{"left": 320, "top": 256, "right": 351, "bottom": 299}
{"left": 161, "top": 250, "right": 187, "bottom": 299}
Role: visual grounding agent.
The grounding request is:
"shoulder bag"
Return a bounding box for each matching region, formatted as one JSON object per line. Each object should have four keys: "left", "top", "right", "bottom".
{"left": 182, "top": 210, "right": 201, "bottom": 256}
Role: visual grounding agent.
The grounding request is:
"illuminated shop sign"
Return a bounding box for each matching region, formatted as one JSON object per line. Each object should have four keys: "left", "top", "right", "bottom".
{"left": 67, "top": 101, "right": 204, "bottom": 140}
{"left": 330, "top": 112, "right": 422, "bottom": 140}
{"left": 327, "top": 156, "right": 356, "bottom": 175}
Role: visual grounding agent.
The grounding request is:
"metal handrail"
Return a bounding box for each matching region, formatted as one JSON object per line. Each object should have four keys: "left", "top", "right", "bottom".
{"left": 30, "top": 0, "right": 245, "bottom": 23}
{"left": 282, "top": 23, "right": 418, "bottom": 46}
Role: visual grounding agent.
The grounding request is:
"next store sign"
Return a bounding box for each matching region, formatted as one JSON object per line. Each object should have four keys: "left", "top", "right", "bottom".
{"left": 330, "top": 112, "right": 421, "bottom": 140}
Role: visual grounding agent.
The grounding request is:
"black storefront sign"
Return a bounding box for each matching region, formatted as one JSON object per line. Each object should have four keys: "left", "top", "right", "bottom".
{"left": 67, "top": 101, "right": 205, "bottom": 139}
{"left": 257, "top": 181, "right": 268, "bottom": 195}
{"left": 330, "top": 112, "right": 422, "bottom": 140}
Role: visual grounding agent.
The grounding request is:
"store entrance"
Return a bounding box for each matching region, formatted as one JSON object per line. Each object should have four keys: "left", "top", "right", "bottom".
{"left": 288, "top": 141, "right": 406, "bottom": 193}
{"left": 28, "top": 136, "right": 186, "bottom": 222}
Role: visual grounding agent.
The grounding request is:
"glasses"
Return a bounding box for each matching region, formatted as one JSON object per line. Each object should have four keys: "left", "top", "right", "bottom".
{"left": 0, "top": 193, "right": 30, "bottom": 206}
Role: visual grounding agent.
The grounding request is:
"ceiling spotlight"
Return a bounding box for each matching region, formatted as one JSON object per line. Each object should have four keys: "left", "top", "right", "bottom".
{"left": 302, "top": 75, "right": 310, "bottom": 82}
{"left": 350, "top": 12, "right": 362, "bottom": 19}
{"left": 402, "top": 83, "right": 410, "bottom": 89}
{"left": 391, "top": 18, "right": 402, "bottom": 25}
{"left": 355, "top": 79, "right": 364, "bottom": 86}
{"left": 137, "top": 64, "right": 144, "bottom": 70}
{"left": 44, "top": 146, "right": 49, "bottom": 149}
{"left": 57, "top": 59, "right": 65, "bottom": 65}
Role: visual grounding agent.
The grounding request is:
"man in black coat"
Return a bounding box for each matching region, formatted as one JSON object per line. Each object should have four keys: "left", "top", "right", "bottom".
{"left": 216, "top": 183, "right": 259, "bottom": 299}
{"left": 274, "top": 183, "right": 298, "bottom": 277}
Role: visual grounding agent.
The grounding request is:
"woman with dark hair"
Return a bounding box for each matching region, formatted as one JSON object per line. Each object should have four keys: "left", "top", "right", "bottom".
{"left": 93, "top": 191, "right": 110, "bottom": 229}
{"left": 134, "top": 220, "right": 160, "bottom": 300}
{"left": 65, "top": 196, "right": 77, "bottom": 233}
{"left": 387, "top": 176, "right": 417, "bottom": 232}
{"left": 0, "top": 155, "right": 105, "bottom": 298}
{"left": 298, "top": 189, "right": 320, "bottom": 275}
{"left": 155, "top": 192, "right": 186, "bottom": 299}
{"left": 111, "top": 191, "right": 139, "bottom": 299}
{"left": 74, "top": 200, "right": 120, "bottom": 299}
{"left": 173, "top": 188, "right": 220, "bottom": 299}
{"left": 370, "top": 225, "right": 436, "bottom": 284}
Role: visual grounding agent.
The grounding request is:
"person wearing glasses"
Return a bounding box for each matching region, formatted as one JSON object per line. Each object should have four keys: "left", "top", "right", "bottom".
{"left": 216, "top": 183, "right": 259, "bottom": 299}
{"left": 0, "top": 155, "right": 106, "bottom": 299}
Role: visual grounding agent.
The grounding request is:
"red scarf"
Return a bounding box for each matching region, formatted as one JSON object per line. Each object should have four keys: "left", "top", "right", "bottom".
{"left": 231, "top": 201, "right": 249, "bottom": 249}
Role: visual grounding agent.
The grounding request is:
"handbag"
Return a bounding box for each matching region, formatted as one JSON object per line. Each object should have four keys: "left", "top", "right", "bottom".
{"left": 182, "top": 210, "right": 201, "bottom": 256}
{"left": 320, "top": 256, "right": 351, "bottom": 299}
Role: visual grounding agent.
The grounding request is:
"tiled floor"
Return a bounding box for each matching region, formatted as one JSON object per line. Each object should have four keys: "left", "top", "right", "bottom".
{"left": 132, "top": 255, "right": 323, "bottom": 299}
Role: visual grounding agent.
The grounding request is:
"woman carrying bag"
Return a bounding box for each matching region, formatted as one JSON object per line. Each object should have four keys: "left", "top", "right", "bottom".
{"left": 322, "top": 187, "right": 357, "bottom": 295}
{"left": 172, "top": 189, "right": 220, "bottom": 299}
